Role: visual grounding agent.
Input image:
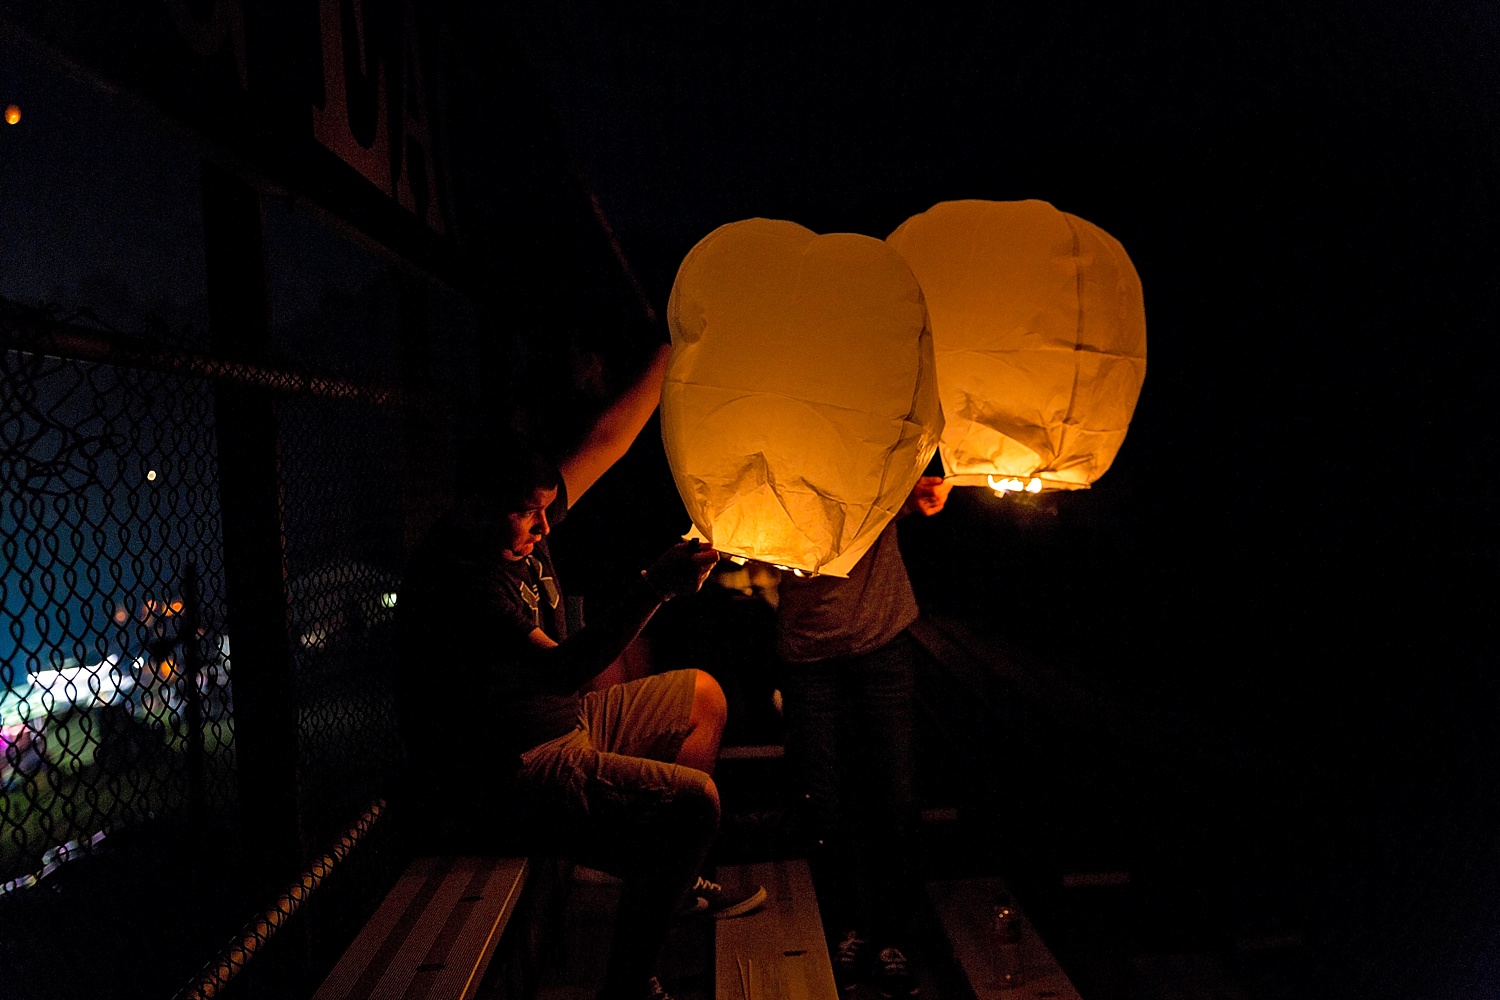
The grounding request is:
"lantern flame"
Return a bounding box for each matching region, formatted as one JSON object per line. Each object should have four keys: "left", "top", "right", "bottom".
{"left": 988, "top": 475, "right": 1043, "bottom": 496}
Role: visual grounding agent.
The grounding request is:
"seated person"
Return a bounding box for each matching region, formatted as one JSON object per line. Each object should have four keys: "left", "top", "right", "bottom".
{"left": 397, "top": 345, "right": 763, "bottom": 1000}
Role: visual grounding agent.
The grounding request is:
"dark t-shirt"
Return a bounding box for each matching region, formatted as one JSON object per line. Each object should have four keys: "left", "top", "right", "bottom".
{"left": 775, "top": 520, "right": 919, "bottom": 662}
{"left": 397, "top": 485, "right": 582, "bottom": 764}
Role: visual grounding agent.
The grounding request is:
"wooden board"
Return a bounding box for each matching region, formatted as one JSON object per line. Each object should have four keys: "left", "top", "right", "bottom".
{"left": 313, "top": 856, "right": 528, "bottom": 1000}
{"left": 715, "top": 860, "right": 838, "bottom": 1000}
{"left": 926, "top": 878, "right": 1082, "bottom": 1000}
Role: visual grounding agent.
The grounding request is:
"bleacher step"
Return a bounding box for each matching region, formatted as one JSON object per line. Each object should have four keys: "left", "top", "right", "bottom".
{"left": 926, "top": 876, "right": 1082, "bottom": 1000}
{"left": 715, "top": 859, "right": 838, "bottom": 1000}
{"left": 312, "top": 856, "right": 528, "bottom": 1000}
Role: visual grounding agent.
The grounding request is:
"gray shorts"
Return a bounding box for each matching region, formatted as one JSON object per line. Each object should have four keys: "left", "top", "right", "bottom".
{"left": 516, "top": 670, "right": 717, "bottom": 841}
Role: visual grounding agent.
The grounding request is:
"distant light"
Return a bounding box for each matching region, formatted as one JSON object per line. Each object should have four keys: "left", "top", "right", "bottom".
{"left": 4, "top": 106, "right": 19, "bottom": 126}
{"left": 380, "top": 592, "right": 398, "bottom": 609}
{"left": 146, "top": 469, "right": 157, "bottom": 481}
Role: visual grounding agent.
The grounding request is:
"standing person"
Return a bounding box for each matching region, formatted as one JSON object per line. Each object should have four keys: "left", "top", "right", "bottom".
{"left": 398, "top": 343, "right": 764, "bottom": 1000}
{"left": 775, "top": 474, "right": 951, "bottom": 999}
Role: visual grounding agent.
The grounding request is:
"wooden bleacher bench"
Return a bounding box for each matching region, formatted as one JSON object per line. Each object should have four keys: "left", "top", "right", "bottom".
{"left": 312, "top": 856, "right": 529, "bottom": 1000}
{"left": 714, "top": 859, "right": 838, "bottom": 1000}
{"left": 926, "top": 876, "right": 1082, "bottom": 1000}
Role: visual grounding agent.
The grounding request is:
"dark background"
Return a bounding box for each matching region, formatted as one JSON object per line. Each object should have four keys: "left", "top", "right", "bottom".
{"left": 498, "top": 5, "right": 1500, "bottom": 996}
{"left": 2, "top": 3, "right": 1496, "bottom": 996}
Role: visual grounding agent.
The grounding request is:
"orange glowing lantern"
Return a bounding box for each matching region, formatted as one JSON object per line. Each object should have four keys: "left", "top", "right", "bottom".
{"left": 887, "top": 199, "right": 1146, "bottom": 493}
{"left": 4, "top": 105, "right": 19, "bottom": 126}
{"left": 662, "top": 218, "right": 943, "bottom": 576}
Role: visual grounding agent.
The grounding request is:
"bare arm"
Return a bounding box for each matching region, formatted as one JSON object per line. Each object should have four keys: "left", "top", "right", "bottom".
{"left": 516, "top": 577, "right": 663, "bottom": 691}
{"left": 558, "top": 342, "right": 671, "bottom": 507}
{"left": 517, "top": 540, "right": 717, "bottom": 691}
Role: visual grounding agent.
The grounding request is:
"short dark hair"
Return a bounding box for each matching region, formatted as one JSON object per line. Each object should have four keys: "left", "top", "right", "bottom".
{"left": 455, "top": 432, "right": 561, "bottom": 512}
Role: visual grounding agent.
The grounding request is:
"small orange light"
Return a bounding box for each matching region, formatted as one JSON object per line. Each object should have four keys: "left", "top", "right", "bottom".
{"left": 4, "top": 106, "right": 20, "bottom": 126}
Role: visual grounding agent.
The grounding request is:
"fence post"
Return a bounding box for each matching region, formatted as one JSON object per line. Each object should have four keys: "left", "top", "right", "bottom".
{"left": 201, "top": 162, "right": 305, "bottom": 887}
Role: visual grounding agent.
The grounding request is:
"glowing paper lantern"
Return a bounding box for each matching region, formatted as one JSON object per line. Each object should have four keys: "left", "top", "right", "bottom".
{"left": 663, "top": 219, "right": 942, "bottom": 577}
{"left": 887, "top": 199, "right": 1146, "bottom": 492}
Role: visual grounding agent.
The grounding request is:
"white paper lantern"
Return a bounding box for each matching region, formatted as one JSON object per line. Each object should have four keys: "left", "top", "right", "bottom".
{"left": 887, "top": 199, "right": 1146, "bottom": 492}
{"left": 662, "top": 218, "right": 943, "bottom": 577}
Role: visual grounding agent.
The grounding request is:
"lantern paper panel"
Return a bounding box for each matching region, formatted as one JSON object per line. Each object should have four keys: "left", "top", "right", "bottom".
{"left": 887, "top": 199, "right": 1146, "bottom": 490}
{"left": 663, "top": 218, "right": 943, "bottom": 577}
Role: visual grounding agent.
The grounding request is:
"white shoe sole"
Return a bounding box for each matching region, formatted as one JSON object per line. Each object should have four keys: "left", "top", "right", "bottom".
{"left": 708, "top": 885, "right": 768, "bottom": 919}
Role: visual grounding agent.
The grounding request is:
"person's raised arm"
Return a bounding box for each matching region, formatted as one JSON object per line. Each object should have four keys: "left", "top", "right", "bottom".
{"left": 558, "top": 342, "right": 671, "bottom": 507}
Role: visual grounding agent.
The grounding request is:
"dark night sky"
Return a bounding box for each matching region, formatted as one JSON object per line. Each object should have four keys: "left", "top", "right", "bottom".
{"left": 503, "top": 4, "right": 1495, "bottom": 265}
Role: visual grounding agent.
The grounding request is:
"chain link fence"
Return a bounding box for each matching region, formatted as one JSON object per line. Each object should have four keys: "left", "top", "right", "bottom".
{"left": 0, "top": 292, "right": 448, "bottom": 999}
{"left": 2, "top": 310, "right": 230, "bottom": 882}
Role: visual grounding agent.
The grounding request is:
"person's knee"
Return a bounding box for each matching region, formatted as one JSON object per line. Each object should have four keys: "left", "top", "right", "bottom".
{"left": 690, "top": 669, "right": 727, "bottom": 729}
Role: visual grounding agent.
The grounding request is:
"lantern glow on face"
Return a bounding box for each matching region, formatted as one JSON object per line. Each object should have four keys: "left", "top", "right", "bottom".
{"left": 663, "top": 218, "right": 942, "bottom": 577}
{"left": 888, "top": 199, "right": 1146, "bottom": 495}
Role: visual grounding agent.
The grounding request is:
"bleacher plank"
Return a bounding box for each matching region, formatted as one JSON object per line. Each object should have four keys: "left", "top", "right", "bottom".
{"left": 715, "top": 859, "right": 837, "bottom": 1000}
{"left": 313, "top": 856, "right": 528, "bottom": 1000}
{"left": 926, "top": 877, "right": 1081, "bottom": 1000}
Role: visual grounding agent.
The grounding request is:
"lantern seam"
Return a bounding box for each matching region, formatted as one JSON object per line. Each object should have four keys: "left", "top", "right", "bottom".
{"left": 1059, "top": 212, "right": 1086, "bottom": 442}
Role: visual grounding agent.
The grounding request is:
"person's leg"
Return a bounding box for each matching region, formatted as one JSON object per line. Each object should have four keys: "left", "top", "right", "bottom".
{"left": 581, "top": 669, "right": 762, "bottom": 919}
{"left": 581, "top": 667, "right": 726, "bottom": 774}
{"left": 517, "top": 730, "right": 720, "bottom": 1000}
{"left": 675, "top": 669, "right": 727, "bottom": 774}
{"left": 846, "top": 633, "right": 921, "bottom": 992}
{"left": 780, "top": 657, "right": 866, "bottom": 940}
{"left": 592, "top": 755, "right": 721, "bottom": 999}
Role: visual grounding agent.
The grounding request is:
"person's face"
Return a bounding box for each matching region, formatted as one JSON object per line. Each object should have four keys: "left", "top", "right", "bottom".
{"left": 498, "top": 486, "right": 557, "bottom": 561}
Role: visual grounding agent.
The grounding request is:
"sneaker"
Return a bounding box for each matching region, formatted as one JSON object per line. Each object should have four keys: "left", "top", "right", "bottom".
{"left": 833, "top": 930, "right": 868, "bottom": 992}
{"left": 688, "top": 874, "right": 767, "bottom": 918}
{"left": 876, "top": 946, "right": 919, "bottom": 999}
{"left": 674, "top": 893, "right": 709, "bottom": 918}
